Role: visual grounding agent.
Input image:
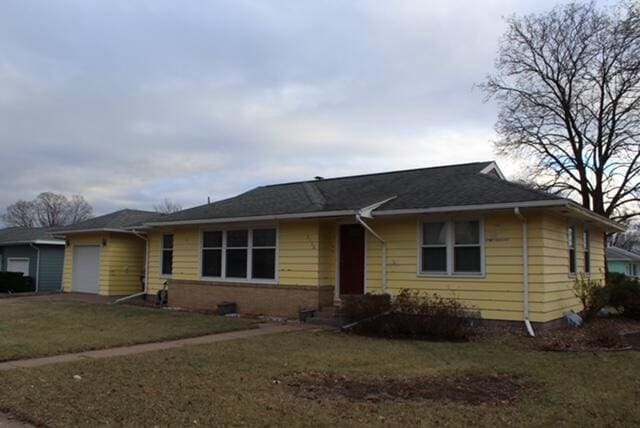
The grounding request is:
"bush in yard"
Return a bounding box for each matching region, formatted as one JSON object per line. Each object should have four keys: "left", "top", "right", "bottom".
{"left": 340, "top": 293, "right": 391, "bottom": 323}
{"left": 347, "top": 289, "right": 473, "bottom": 342}
{"left": 572, "top": 275, "right": 608, "bottom": 321}
{"left": 606, "top": 273, "right": 640, "bottom": 320}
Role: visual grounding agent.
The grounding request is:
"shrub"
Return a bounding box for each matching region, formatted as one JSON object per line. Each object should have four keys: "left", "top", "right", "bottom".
{"left": 0, "top": 272, "right": 35, "bottom": 293}
{"left": 340, "top": 293, "right": 391, "bottom": 323}
{"left": 572, "top": 275, "right": 608, "bottom": 320}
{"left": 606, "top": 273, "right": 640, "bottom": 319}
{"left": 347, "top": 289, "right": 473, "bottom": 341}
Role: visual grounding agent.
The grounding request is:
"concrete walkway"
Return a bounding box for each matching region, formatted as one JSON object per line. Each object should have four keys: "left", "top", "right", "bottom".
{"left": 0, "top": 413, "right": 34, "bottom": 428}
{"left": 0, "top": 323, "right": 309, "bottom": 371}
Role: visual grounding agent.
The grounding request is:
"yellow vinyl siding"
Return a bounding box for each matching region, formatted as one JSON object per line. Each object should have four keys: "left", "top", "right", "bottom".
{"left": 279, "top": 221, "right": 322, "bottom": 286}
{"left": 102, "top": 234, "right": 146, "bottom": 295}
{"left": 142, "top": 211, "right": 608, "bottom": 323}
{"left": 63, "top": 233, "right": 145, "bottom": 296}
{"left": 365, "top": 213, "right": 535, "bottom": 322}
{"left": 147, "top": 221, "right": 326, "bottom": 294}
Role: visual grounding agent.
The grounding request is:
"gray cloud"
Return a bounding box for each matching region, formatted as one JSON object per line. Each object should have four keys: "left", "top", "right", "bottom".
{"left": 0, "top": 0, "right": 575, "bottom": 215}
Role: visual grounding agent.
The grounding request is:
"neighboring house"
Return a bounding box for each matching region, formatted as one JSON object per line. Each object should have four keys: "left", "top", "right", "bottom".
{"left": 607, "top": 247, "right": 640, "bottom": 279}
{"left": 59, "top": 161, "right": 623, "bottom": 330}
{"left": 58, "top": 209, "right": 159, "bottom": 295}
{"left": 0, "top": 227, "right": 65, "bottom": 292}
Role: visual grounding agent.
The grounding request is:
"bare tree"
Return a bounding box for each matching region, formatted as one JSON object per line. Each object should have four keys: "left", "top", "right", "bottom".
{"left": 1, "top": 200, "right": 37, "bottom": 227}
{"left": 482, "top": 1, "right": 640, "bottom": 222}
{"left": 34, "top": 192, "right": 70, "bottom": 227}
{"left": 154, "top": 198, "right": 182, "bottom": 214}
{"left": 66, "top": 195, "right": 93, "bottom": 224}
{"left": 610, "top": 221, "right": 640, "bottom": 251}
{"left": 1, "top": 192, "right": 93, "bottom": 227}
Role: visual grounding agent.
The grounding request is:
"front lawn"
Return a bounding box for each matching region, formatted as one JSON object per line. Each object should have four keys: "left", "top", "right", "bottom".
{"left": 0, "top": 330, "right": 639, "bottom": 427}
{"left": 0, "top": 300, "right": 256, "bottom": 361}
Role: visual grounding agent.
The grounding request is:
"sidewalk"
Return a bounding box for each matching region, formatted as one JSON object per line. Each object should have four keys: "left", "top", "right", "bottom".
{"left": 0, "top": 323, "right": 309, "bottom": 371}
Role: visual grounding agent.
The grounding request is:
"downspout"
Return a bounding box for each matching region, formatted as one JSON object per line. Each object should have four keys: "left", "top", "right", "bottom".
{"left": 29, "top": 243, "right": 40, "bottom": 293}
{"left": 356, "top": 215, "right": 388, "bottom": 294}
{"left": 355, "top": 196, "right": 397, "bottom": 295}
{"left": 112, "top": 230, "right": 149, "bottom": 304}
{"left": 514, "top": 208, "right": 535, "bottom": 337}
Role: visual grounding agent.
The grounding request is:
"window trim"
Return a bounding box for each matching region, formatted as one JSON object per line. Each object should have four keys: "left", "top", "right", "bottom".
{"left": 199, "top": 225, "right": 279, "bottom": 284}
{"left": 583, "top": 229, "right": 591, "bottom": 276}
{"left": 160, "top": 234, "right": 173, "bottom": 278}
{"left": 417, "top": 218, "right": 485, "bottom": 278}
{"left": 568, "top": 225, "right": 577, "bottom": 276}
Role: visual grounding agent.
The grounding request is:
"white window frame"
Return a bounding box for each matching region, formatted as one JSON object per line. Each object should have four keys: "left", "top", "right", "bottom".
{"left": 418, "top": 219, "right": 485, "bottom": 277}
{"left": 200, "top": 226, "right": 278, "bottom": 283}
{"left": 161, "top": 234, "right": 174, "bottom": 278}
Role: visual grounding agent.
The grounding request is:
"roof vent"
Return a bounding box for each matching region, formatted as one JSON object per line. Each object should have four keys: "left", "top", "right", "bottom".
{"left": 314, "top": 176, "right": 324, "bottom": 180}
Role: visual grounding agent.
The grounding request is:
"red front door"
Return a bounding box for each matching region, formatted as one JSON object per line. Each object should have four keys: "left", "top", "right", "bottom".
{"left": 339, "top": 224, "right": 365, "bottom": 295}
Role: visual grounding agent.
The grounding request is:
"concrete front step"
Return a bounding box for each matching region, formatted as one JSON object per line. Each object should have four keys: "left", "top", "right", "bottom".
{"left": 305, "top": 306, "right": 342, "bottom": 327}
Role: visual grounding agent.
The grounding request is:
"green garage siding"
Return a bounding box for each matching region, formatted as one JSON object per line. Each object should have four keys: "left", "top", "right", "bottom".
{"left": 1, "top": 245, "right": 38, "bottom": 278}
{"left": 0, "top": 244, "right": 64, "bottom": 291}
{"left": 38, "top": 245, "right": 64, "bottom": 291}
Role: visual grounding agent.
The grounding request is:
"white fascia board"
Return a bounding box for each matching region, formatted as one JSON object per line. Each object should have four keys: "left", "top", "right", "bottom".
{"left": 479, "top": 162, "right": 506, "bottom": 179}
{"left": 373, "top": 199, "right": 569, "bottom": 216}
{"left": 56, "top": 228, "right": 140, "bottom": 236}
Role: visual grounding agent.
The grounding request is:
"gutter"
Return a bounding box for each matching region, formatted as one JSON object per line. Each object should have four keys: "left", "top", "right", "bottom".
{"left": 514, "top": 208, "right": 535, "bottom": 337}
{"left": 112, "top": 229, "right": 149, "bottom": 304}
{"left": 28, "top": 243, "right": 40, "bottom": 293}
{"left": 355, "top": 197, "right": 397, "bottom": 294}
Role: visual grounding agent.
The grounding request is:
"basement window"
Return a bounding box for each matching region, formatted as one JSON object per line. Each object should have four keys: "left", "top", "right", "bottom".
{"left": 420, "top": 220, "right": 483, "bottom": 276}
{"left": 161, "top": 234, "right": 173, "bottom": 276}
{"left": 201, "top": 228, "right": 277, "bottom": 281}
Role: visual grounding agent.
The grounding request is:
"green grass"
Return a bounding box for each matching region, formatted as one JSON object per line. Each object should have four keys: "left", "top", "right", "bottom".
{"left": 1, "top": 330, "right": 639, "bottom": 427}
{"left": 0, "top": 300, "right": 257, "bottom": 361}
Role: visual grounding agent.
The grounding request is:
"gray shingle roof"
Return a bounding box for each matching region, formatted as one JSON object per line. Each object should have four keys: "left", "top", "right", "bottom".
{"left": 607, "top": 247, "right": 640, "bottom": 262}
{"left": 0, "top": 227, "right": 64, "bottom": 245}
{"left": 149, "top": 161, "right": 563, "bottom": 224}
{"left": 59, "top": 209, "right": 161, "bottom": 233}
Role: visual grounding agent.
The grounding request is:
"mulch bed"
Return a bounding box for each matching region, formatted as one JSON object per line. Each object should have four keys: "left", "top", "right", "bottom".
{"left": 283, "top": 372, "right": 534, "bottom": 405}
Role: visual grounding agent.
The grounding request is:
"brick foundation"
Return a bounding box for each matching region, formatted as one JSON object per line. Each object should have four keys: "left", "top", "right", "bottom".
{"left": 168, "top": 279, "right": 334, "bottom": 318}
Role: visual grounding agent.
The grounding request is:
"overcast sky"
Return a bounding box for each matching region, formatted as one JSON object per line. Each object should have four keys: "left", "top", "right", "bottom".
{"left": 0, "top": 0, "right": 582, "bottom": 215}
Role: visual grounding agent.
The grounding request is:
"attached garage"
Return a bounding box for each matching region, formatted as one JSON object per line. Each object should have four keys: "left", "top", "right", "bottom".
{"left": 72, "top": 246, "right": 100, "bottom": 294}
{"left": 59, "top": 209, "right": 159, "bottom": 296}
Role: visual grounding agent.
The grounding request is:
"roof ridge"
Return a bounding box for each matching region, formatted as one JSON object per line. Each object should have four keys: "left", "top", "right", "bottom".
{"left": 261, "top": 161, "right": 494, "bottom": 188}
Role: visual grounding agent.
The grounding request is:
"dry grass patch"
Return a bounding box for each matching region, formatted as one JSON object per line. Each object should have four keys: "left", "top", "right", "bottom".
{"left": 285, "top": 372, "right": 534, "bottom": 405}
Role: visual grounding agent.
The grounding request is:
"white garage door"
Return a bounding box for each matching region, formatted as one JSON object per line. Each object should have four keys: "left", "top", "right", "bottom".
{"left": 7, "top": 258, "right": 30, "bottom": 276}
{"left": 72, "top": 246, "right": 101, "bottom": 294}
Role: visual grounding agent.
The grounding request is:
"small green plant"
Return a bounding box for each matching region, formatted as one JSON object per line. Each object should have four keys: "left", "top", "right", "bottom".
{"left": 572, "top": 275, "right": 607, "bottom": 321}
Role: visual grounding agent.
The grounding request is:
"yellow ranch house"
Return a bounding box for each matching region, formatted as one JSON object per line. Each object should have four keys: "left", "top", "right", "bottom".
{"left": 58, "top": 161, "right": 623, "bottom": 331}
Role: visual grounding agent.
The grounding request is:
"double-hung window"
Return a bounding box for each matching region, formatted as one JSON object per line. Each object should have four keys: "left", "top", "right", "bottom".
{"left": 583, "top": 229, "right": 590, "bottom": 275}
{"left": 201, "top": 228, "right": 277, "bottom": 281}
{"left": 161, "top": 234, "right": 173, "bottom": 276}
{"left": 568, "top": 226, "right": 577, "bottom": 275}
{"left": 420, "top": 220, "right": 483, "bottom": 276}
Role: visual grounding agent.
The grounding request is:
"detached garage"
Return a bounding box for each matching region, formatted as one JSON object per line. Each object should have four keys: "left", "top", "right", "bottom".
{"left": 0, "top": 227, "right": 65, "bottom": 292}
{"left": 59, "top": 209, "right": 159, "bottom": 296}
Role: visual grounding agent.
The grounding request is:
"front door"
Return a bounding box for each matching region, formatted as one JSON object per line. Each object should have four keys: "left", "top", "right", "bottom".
{"left": 339, "top": 224, "right": 365, "bottom": 295}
